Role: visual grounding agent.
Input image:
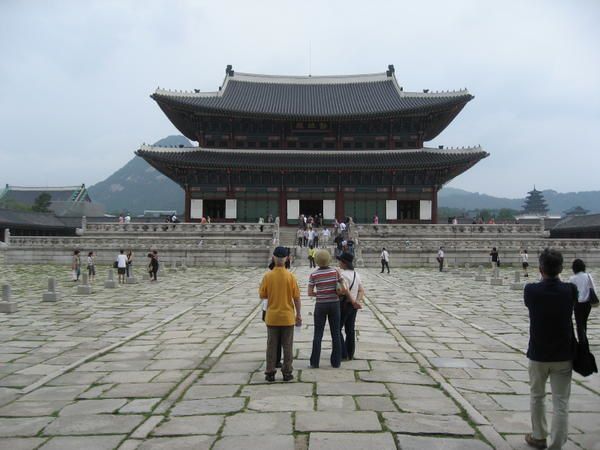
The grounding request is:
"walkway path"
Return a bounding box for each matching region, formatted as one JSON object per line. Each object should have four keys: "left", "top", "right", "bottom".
{"left": 0, "top": 261, "right": 597, "bottom": 449}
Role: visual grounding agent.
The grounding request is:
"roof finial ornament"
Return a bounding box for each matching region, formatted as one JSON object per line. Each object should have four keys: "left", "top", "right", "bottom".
{"left": 226, "top": 65, "right": 234, "bottom": 77}
{"left": 386, "top": 64, "right": 395, "bottom": 77}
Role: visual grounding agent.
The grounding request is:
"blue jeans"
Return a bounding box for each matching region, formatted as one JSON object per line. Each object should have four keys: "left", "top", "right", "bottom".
{"left": 310, "top": 301, "right": 341, "bottom": 368}
{"left": 340, "top": 301, "right": 357, "bottom": 360}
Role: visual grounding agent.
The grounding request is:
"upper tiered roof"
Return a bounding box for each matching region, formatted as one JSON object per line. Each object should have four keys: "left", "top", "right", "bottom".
{"left": 151, "top": 65, "right": 473, "bottom": 121}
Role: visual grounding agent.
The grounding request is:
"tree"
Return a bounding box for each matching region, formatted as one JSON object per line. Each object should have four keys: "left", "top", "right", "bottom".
{"left": 32, "top": 193, "right": 52, "bottom": 212}
{"left": 497, "top": 208, "right": 519, "bottom": 222}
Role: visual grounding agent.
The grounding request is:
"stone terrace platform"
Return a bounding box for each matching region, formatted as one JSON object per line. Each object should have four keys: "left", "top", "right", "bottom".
{"left": 0, "top": 260, "right": 598, "bottom": 449}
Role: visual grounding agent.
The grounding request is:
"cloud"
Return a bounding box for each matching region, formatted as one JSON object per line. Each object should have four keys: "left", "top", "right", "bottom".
{"left": 0, "top": 0, "right": 598, "bottom": 197}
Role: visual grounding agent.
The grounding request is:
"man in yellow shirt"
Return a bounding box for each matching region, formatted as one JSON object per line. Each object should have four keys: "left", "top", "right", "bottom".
{"left": 259, "top": 246, "right": 302, "bottom": 382}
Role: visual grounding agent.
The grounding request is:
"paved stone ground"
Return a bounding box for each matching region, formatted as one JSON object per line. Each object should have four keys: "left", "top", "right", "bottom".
{"left": 0, "top": 258, "right": 598, "bottom": 449}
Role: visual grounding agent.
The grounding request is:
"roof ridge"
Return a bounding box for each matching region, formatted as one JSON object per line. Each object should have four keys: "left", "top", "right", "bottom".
{"left": 5, "top": 185, "right": 83, "bottom": 191}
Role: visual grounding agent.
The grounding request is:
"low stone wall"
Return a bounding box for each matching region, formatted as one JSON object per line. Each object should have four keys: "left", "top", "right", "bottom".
{"left": 355, "top": 223, "right": 545, "bottom": 238}
{"left": 360, "top": 237, "right": 600, "bottom": 268}
{"left": 4, "top": 222, "right": 277, "bottom": 267}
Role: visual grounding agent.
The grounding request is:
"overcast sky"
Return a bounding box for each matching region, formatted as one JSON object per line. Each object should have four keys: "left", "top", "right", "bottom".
{"left": 1, "top": 0, "right": 599, "bottom": 198}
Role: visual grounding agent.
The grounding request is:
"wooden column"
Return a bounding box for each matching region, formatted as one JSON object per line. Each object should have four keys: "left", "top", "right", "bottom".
{"left": 335, "top": 188, "right": 344, "bottom": 221}
{"left": 431, "top": 186, "right": 438, "bottom": 224}
{"left": 184, "top": 187, "right": 191, "bottom": 222}
{"left": 279, "top": 171, "right": 287, "bottom": 226}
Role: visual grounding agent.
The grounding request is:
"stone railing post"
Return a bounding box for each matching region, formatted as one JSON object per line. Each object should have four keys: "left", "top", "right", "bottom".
{"left": 81, "top": 216, "right": 87, "bottom": 235}
{"left": 3, "top": 228, "right": 9, "bottom": 246}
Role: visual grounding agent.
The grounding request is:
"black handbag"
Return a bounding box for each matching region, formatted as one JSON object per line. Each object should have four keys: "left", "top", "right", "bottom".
{"left": 587, "top": 274, "right": 599, "bottom": 307}
{"left": 573, "top": 334, "right": 598, "bottom": 377}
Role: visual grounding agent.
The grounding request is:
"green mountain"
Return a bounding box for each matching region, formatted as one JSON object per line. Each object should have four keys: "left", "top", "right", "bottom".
{"left": 88, "top": 135, "right": 600, "bottom": 216}
{"left": 88, "top": 135, "right": 189, "bottom": 215}
{"left": 439, "top": 187, "right": 600, "bottom": 215}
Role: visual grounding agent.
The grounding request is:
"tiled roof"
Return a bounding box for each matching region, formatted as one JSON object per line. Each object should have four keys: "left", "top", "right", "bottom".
{"left": 152, "top": 70, "right": 473, "bottom": 119}
{"left": 0, "top": 208, "right": 75, "bottom": 229}
{"left": 0, "top": 185, "right": 89, "bottom": 206}
{"left": 552, "top": 214, "right": 600, "bottom": 230}
{"left": 136, "top": 145, "right": 488, "bottom": 171}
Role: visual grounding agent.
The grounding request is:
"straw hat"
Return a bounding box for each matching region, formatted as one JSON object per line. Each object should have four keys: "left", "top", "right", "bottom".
{"left": 314, "top": 249, "right": 332, "bottom": 268}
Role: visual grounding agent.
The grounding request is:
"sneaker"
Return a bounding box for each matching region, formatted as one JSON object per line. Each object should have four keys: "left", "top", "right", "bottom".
{"left": 283, "top": 373, "right": 294, "bottom": 382}
{"left": 525, "top": 433, "right": 547, "bottom": 449}
{"left": 265, "top": 373, "right": 275, "bottom": 382}
{"left": 275, "top": 362, "right": 282, "bottom": 368}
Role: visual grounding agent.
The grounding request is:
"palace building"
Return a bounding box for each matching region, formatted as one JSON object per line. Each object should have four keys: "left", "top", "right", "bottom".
{"left": 137, "top": 65, "right": 487, "bottom": 225}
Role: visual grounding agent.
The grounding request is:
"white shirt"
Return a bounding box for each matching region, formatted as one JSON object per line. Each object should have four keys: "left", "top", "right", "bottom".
{"left": 87, "top": 256, "right": 94, "bottom": 266}
{"left": 437, "top": 249, "right": 444, "bottom": 258}
{"left": 569, "top": 272, "right": 597, "bottom": 303}
{"left": 341, "top": 269, "right": 362, "bottom": 302}
{"left": 117, "top": 254, "right": 128, "bottom": 268}
{"left": 521, "top": 252, "right": 529, "bottom": 263}
{"left": 308, "top": 230, "right": 315, "bottom": 240}
{"left": 322, "top": 229, "right": 330, "bottom": 238}
{"left": 381, "top": 250, "right": 389, "bottom": 262}
{"left": 124, "top": 215, "right": 131, "bottom": 223}
{"left": 339, "top": 222, "right": 347, "bottom": 231}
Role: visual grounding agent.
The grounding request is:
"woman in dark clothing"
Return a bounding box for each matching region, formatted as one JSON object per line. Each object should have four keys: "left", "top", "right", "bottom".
{"left": 148, "top": 253, "right": 159, "bottom": 281}
{"left": 490, "top": 247, "right": 499, "bottom": 268}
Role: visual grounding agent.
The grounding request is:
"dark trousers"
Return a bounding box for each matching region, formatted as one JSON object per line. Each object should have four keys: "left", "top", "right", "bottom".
{"left": 309, "top": 256, "right": 315, "bottom": 268}
{"left": 310, "top": 302, "right": 341, "bottom": 368}
{"left": 298, "top": 237, "right": 303, "bottom": 247}
{"left": 381, "top": 259, "right": 390, "bottom": 273}
{"left": 438, "top": 258, "right": 444, "bottom": 272}
{"left": 150, "top": 268, "right": 158, "bottom": 280}
{"left": 340, "top": 301, "right": 358, "bottom": 360}
{"left": 266, "top": 326, "right": 294, "bottom": 375}
{"left": 574, "top": 301, "right": 592, "bottom": 345}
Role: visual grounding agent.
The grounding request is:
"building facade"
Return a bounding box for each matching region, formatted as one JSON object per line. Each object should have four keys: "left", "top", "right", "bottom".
{"left": 137, "top": 65, "right": 487, "bottom": 225}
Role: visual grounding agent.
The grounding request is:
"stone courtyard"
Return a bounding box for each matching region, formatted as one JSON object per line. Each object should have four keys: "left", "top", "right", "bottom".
{"left": 0, "top": 259, "right": 598, "bottom": 450}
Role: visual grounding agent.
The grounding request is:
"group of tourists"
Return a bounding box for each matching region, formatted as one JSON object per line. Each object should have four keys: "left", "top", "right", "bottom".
{"left": 259, "top": 246, "right": 364, "bottom": 382}
{"left": 71, "top": 248, "right": 160, "bottom": 283}
{"left": 434, "top": 246, "right": 531, "bottom": 276}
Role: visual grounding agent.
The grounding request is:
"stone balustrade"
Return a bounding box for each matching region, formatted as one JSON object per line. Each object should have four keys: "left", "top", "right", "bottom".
{"left": 85, "top": 222, "right": 276, "bottom": 235}
{"left": 355, "top": 223, "right": 545, "bottom": 238}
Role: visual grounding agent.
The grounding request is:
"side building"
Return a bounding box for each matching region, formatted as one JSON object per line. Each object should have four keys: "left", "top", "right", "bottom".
{"left": 137, "top": 65, "right": 488, "bottom": 225}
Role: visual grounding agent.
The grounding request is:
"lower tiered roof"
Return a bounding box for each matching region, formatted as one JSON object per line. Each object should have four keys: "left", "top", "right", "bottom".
{"left": 136, "top": 145, "right": 488, "bottom": 171}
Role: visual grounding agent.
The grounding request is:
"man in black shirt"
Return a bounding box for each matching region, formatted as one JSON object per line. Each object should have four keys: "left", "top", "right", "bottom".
{"left": 524, "top": 248, "right": 574, "bottom": 449}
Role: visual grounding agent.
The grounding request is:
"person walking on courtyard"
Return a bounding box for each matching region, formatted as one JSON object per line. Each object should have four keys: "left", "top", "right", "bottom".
{"left": 296, "top": 228, "right": 303, "bottom": 247}
{"left": 521, "top": 249, "right": 530, "bottom": 278}
{"left": 72, "top": 250, "right": 81, "bottom": 281}
{"left": 380, "top": 247, "right": 390, "bottom": 274}
{"left": 490, "top": 247, "right": 499, "bottom": 269}
{"left": 437, "top": 246, "right": 445, "bottom": 272}
{"left": 337, "top": 252, "right": 364, "bottom": 361}
{"left": 147, "top": 252, "right": 159, "bottom": 281}
{"left": 116, "top": 249, "right": 128, "bottom": 284}
{"left": 569, "top": 259, "right": 597, "bottom": 345}
{"left": 87, "top": 251, "right": 96, "bottom": 282}
{"left": 126, "top": 250, "right": 134, "bottom": 278}
{"left": 524, "top": 249, "right": 575, "bottom": 450}
{"left": 308, "top": 245, "right": 316, "bottom": 268}
{"left": 322, "top": 227, "right": 330, "bottom": 248}
{"left": 259, "top": 246, "right": 301, "bottom": 382}
{"left": 308, "top": 249, "right": 342, "bottom": 368}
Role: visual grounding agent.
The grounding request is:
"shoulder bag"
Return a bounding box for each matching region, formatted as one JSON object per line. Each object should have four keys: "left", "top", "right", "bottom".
{"left": 572, "top": 284, "right": 598, "bottom": 376}
{"left": 338, "top": 272, "right": 356, "bottom": 304}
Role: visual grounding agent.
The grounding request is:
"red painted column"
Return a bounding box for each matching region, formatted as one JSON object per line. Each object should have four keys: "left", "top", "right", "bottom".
{"left": 184, "top": 187, "right": 191, "bottom": 222}
{"left": 432, "top": 186, "right": 438, "bottom": 224}
{"left": 279, "top": 188, "right": 287, "bottom": 226}
{"left": 335, "top": 189, "right": 344, "bottom": 221}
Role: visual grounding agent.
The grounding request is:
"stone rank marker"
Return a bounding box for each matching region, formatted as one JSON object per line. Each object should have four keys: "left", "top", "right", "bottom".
{"left": 510, "top": 271, "right": 524, "bottom": 290}
{"left": 42, "top": 277, "right": 61, "bottom": 302}
{"left": 490, "top": 266, "right": 503, "bottom": 286}
{"left": 126, "top": 266, "right": 139, "bottom": 284}
{"left": 104, "top": 269, "right": 118, "bottom": 288}
{"left": 474, "top": 265, "right": 487, "bottom": 281}
{"left": 0, "top": 284, "right": 17, "bottom": 313}
{"left": 77, "top": 272, "right": 92, "bottom": 295}
{"left": 168, "top": 260, "right": 178, "bottom": 273}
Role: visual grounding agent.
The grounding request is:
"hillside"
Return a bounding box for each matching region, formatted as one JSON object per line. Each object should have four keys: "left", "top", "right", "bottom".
{"left": 439, "top": 187, "right": 600, "bottom": 215}
{"left": 87, "top": 136, "right": 189, "bottom": 215}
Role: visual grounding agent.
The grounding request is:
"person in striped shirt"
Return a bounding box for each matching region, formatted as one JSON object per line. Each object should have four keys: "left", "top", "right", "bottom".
{"left": 308, "top": 249, "right": 343, "bottom": 368}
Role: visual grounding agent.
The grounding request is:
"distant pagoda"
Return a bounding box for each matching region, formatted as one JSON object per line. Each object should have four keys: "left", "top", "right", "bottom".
{"left": 522, "top": 187, "right": 549, "bottom": 216}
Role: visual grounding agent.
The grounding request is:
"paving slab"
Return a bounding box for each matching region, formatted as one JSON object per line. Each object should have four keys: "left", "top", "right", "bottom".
{"left": 0, "top": 437, "right": 47, "bottom": 450}
{"left": 213, "top": 434, "right": 294, "bottom": 450}
{"left": 295, "top": 411, "right": 381, "bottom": 432}
{"left": 222, "top": 412, "right": 293, "bottom": 435}
{"left": 0, "top": 417, "right": 53, "bottom": 437}
{"left": 309, "top": 432, "right": 396, "bottom": 450}
{"left": 171, "top": 397, "right": 245, "bottom": 415}
{"left": 152, "top": 415, "right": 224, "bottom": 436}
{"left": 248, "top": 395, "right": 314, "bottom": 412}
{"left": 38, "top": 435, "right": 125, "bottom": 450}
{"left": 137, "top": 436, "right": 215, "bottom": 450}
{"left": 388, "top": 384, "right": 460, "bottom": 414}
{"left": 395, "top": 434, "right": 492, "bottom": 450}
{"left": 58, "top": 399, "right": 127, "bottom": 416}
{"left": 316, "top": 382, "right": 388, "bottom": 396}
{"left": 43, "top": 414, "right": 144, "bottom": 435}
{"left": 383, "top": 412, "right": 475, "bottom": 435}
